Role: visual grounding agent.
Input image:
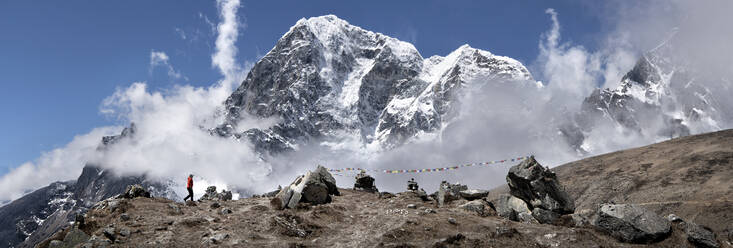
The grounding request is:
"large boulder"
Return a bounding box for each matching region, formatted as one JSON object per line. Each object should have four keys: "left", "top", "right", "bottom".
{"left": 593, "top": 204, "right": 671, "bottom": 244}
{"left": 436, "top": 181, "right": 467, "bottom": 207}
{"left": 271, "top": 166, "right": 339, "bottom": 210}
{"left": 491, "top": 194, "right": 532, "bottom": 221}
{"left": 354, "top": 171, "right": 378, "bottom": 193}
{"left": 506, "top": 156, "right": 574, "bottom": 214}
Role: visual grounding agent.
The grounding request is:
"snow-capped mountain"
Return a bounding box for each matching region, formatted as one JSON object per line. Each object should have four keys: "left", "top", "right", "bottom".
{"left": 214, "top": 15, "right": 533, "bottom": 152}
{"left": 568, "top": 31, "right": 732, "bottom": 153}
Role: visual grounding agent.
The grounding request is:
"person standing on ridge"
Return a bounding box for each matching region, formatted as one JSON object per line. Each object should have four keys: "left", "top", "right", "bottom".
{"left": 183, "top": 174, "right": 194, "bottom": 201}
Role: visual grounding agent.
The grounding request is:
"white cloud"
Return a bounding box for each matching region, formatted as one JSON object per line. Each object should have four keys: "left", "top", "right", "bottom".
{"left": 0, "top": 0, "right": 253, "bottom": 203}
{"left": 174, "top": 27, "right": 187, "bottom": 40}
{"left": 536, "top": 8, "right": 601, "bottom": 106}
{"left": 212, "top": 0, "right": 246, "bottom": 88}
{"left": 149, "top": 50, "right": 187, "bottom": 81}
{"left": 0, "top": 127, "right": 120, "bottom": 202}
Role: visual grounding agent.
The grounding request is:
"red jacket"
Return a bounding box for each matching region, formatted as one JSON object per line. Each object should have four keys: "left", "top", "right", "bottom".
{"left": 187, "top": 177, "right": 193, "bottom": 188}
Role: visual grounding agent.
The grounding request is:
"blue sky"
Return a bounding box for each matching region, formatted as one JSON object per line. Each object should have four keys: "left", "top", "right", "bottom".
{"left": 0, "top": 0, "right": 607, "bottom": 174}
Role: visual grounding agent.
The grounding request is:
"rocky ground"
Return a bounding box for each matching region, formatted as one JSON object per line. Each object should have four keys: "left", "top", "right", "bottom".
{"left": 38, "top": 129, "right": 733, "bottom": 248}
{"left": 38, "top": 189, "right": 706, "bottom": 248}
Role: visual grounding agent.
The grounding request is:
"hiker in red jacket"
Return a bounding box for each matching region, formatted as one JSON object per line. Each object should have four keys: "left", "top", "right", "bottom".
{"left": 183, "top": 174, "right": 194, "bottom": 201}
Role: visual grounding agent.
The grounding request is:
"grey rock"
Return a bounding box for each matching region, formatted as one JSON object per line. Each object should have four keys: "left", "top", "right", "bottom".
{"left": 86, "top": 234, "right": 112, "bottom": 246}
{"left": 220, "top": 190, "right": 233, "bottom": 201}
{"left": 517, "top": 212, "right": 538, "bottom": 224}
{"left": 407, "top": 204, "right": 417, "bottom": 209}
{"left": 433, "top": 233, "right": 465, "bottom": 246}
{"left": 506, "top": 156, "right": 574, "bottom": 214}
{"left": 107, "top": 200, "right": 119, "bottom": 213}
{"left": 168, "top": 203, "right": 182, "bottom": 215}
{"left": 119, "top": 228, "right": 131, "bottom": 237}
{"left": 301, "top": 177, "right": 330, "bottom": 205}
{"left": 273, "top": 216, "right": 308, "bottom": 237}
{"left": 221, "top": 208, "right": 233, "bottom": 215}
{"left": 313, "top": 165, "right": 340, "bottom": 196}
{"left": 354, "top": 171, "right": 378, "bottom": 193}
{"left": 459, "top": 189, "right": 489, "bottom": 201}
{"left": 103, "top": 227, "right": 116, "bottom": 241}
{"left": 48, "top": 240, "right": 63, "bottom": 248}
{"left": 448, "top": 217, "right": 457, "bottom": 225}
{"left": 495, "top": 226, "right": 520, "bottom": 238}
{"left": 210, "top": 202, "right": 221, "bottom": 209}
{"left": 416, "top": 188, "right": 429, "bottom": 201}
{"left": 200, "top": 186, "right": 234, "bottom": 201}
{"left": 203, "top": 233, "right": 230, "bottom": 245}
{"left": 262, "top": 187, "right": 281, "bottom": 198}
{"left": 532, "top": 208, "right": 560, "bottom": 224}
{"left": 120, "top": 213, "right": 130, "bottom": 221}
{"left": 685, "top": 222, "right": 720, "bottom": 248}
{"left": 594, "top": 204, "right": 671, "bottom": 243}
{"left": 460, "top": 200, "right": 487, "bottom": 216}
{"left": 570, "top": 213, "right": 590, "bottom": 227}
{"left": 63, "top": 228, "right": 90, "bottom": 247}
{"left": 491, "top": 194, "right": 531, "bottom": 221}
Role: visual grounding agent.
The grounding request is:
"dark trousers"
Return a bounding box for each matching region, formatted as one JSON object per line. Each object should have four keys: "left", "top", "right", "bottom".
{"left": 183, "top": 187, "right": 193, "bottom": 201}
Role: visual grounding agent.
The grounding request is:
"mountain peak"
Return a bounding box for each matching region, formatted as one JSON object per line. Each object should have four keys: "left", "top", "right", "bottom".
{"left": 222, "top": 15, "right": 534, "bottom": 151}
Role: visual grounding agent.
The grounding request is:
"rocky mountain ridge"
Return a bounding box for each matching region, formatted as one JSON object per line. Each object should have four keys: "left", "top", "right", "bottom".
{"left": 568, "top": 31, "right": 732, "bottom": 153}
{"left": 0, "top": 125, "right": 173, "bottom": 248}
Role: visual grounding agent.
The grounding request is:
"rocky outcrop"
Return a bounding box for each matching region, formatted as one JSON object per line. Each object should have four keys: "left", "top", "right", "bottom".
{"left": 353, "top": 171, "right": 378, "bottom": 193}
{"left": 506, "top": 156, "right": 574, "bottom": 215}
{"left": 593, "top": 204, "right": 671, "bottom": 243}
{"left": 270, "top": 166, "right": 339, "bottom": 210}
{"left": 119, "top": 184, "right": 151, "bottom": 199}
{"left": 199, "top": 186, "right": 233, "bottom": 201}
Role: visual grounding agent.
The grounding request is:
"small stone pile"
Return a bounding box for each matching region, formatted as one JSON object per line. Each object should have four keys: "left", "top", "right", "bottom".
{"left": 270, "top": 165, "right": 340, "bottom": 210}
{"left": 354, "top": 171, "right": 378, "bottom": 193}
{"left": 436, "top": 181, "right": 467, "bottom": 207}
{"left": 199, "top": 186, "right": 233, "bottom": 201}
